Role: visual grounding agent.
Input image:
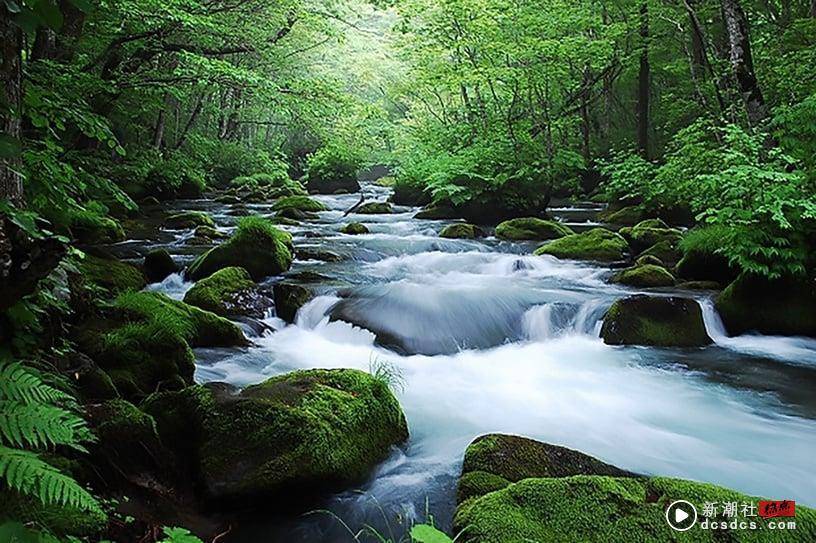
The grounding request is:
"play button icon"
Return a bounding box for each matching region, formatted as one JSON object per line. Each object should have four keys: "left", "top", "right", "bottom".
{"left": 666, "top": 500, "right": 697, "bottom": 531}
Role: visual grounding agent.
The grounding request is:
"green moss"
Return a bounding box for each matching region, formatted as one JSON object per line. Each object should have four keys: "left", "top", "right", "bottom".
{"left": 621, "top": 219, "right": 682, "bottom": 253}
{"left": 76, "top": 253, "right": 146, "bottom": 294}
{"left": 356, "top": 201, "right": 393, "bottom": 214}
{"left": 600, "top": 295, "right": 711, "bottom": 346}
{"left": 415, "top": 205, "right": 458, "bottom": 220}
{"left": 457, "top": 471, "right": 511, "bottom": 504}
{"left": 678, "top": 280, "right": 721, "bottom": 290}
{"left": 194, "top": 369, "right": 409, "bottom": 501}
{"left": 598, "top": 205, "right": 647, "bottom": 226}
{"left": 455, "top": 475, "right": 816, "bottom": 543}
{"left": 183, "top": 266, "right": 255, "bottom": 316}
{"left": 272, "top": 195, "right": 328, "bottom": 213}
{"left": 341, "top": 222, "right": 369, "bottom": 235}
{"left": 277, "top": 207, "right": 318, "bottom": 220}
{"left": 715, "top": 273, "right": 816, "bottom": 337}
{"left": 69, "top": 210, "right": 126, "bottom": 244}
{"left": 534, "top": 228, "right": 628, "bottom": 262}
{"left": 90, "top": 399, "right": 163, "bottom": 468}
{"left": 165, "top": 211, "right": 215, "bottom": 229}
{"left": 187, "top": 216, "right": 293, "bottom": 280}
{"left": 0, "top": 492, "right": 107, "bottom": 538}
{"left": 495, "top": 218, "right": 573, "bottom": 240}
{"left": 635, "top": 254, "right": 663, "bottom": 267}
{"left": 610, "top": 264, "right": 676, "bottom": 287}
{"left": 440, "top": 223, "right": 485, "bottom": 239}
{"left": 638, "top": 240, "right": 681, "bottom": 266}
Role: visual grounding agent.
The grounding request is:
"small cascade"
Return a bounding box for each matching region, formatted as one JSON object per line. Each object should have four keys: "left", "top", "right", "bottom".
{"left": 145, "top": 272, "right": 192, "bottom": 300}
{"left": 700, "top": 298, "right": 729, "bottom": 342}
{"left": 522, "top": 300, "right": 609, "bottom": 341}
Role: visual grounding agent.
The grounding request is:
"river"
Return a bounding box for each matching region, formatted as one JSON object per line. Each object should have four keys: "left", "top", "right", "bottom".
{"left": 108, "top": 182, "right": 816, "bottom": 542}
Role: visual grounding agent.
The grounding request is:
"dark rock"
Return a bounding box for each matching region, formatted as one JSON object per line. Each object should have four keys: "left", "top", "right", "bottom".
{"left": 297, "top": 248, "right": 344, "bottom": 262}
{"left": 143, "top": 249, "right": 178, "bottom": 283}
{"left": 273, "top": 283, "right": 314, "bottom": 322}
{"left": 414, "top": 205, "right": 458, "bottom": 220}
{"left": 165, "top": 211, "right": 214, "bottom": 230}
{"left": 600, "top": 295, "right": 711, "bottom": 347}
{"left": 356, "top": 202, "right": 392, "bottom": 214}
{"left": 340, "top": 222, "right": 369, "bottom": 235}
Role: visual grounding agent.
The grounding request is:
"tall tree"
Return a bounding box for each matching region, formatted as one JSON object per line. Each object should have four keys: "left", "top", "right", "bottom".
{"left": 721, "top": 0, "right": 766, "bottom": 126}
{"left": 636, "top": 0, "right": 650, "bottom": 158}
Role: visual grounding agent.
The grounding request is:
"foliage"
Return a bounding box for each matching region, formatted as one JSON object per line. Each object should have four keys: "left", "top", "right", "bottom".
{"left": 306, "top": 144, "right": 363, "bottom": 185}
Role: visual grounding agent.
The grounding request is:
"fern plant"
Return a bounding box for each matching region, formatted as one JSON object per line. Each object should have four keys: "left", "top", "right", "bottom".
{"left": 0, "top": 359, "right": 103, "bottom": 519}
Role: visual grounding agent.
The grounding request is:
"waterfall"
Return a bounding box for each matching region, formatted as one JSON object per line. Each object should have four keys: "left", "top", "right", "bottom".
{"left": 522, "top": 300, "right": 609, "bottom": 341}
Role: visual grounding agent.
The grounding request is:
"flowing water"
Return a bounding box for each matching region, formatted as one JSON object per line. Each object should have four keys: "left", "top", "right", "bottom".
{"left": 109, "top": 183, "right": 816, "bottom": 542}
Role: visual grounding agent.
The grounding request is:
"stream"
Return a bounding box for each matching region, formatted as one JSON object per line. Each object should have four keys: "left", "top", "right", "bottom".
{"left": 108, "top": 182, "right": 816, "bottom": 542}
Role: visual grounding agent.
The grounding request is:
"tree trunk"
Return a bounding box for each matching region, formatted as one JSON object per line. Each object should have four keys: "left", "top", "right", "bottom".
{"left": 721, "top": 0, "right": 767, "bottom": 127}
{"left": 636, "top": 0, "right": 650, "bottom": 159}
{"left": 1, "top": 9, "right": 23, "bottom": 206}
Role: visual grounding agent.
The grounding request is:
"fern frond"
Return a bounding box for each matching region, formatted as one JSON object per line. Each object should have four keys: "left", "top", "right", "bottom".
{"left": 0, "top": 362, "right": 72, "bottom": 405}
{"left": 0, "top": 446, "right": 102, "bottom": 513}
{"left": 0, "top": 401, "right": 89, "bottom": 451}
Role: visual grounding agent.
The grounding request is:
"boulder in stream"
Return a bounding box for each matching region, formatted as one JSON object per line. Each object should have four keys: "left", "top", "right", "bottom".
{"left": 597, "top": 204, "right": 649, "bottom": 225}
{"left": 187, "top": 217, "right": 293, "bottom": 281}
{"left": 184, "top": 266, "right": 273, "bottom": 318}
{"left": 143, "top": 249, "right": 178, "bottom": 283}
{"left": 273, "top": 282, "right": 314, "bottom": 322}
{"left": 356, "top": 201, "right": 393, "bottom": 214}
{"left": 414, "top": 205, "right": 458, "bottom": 220}
{"left": 164, "top": 211, "right": 214, "bottom": 230}
{"left": 610, "top": 263, "right": 676, "bottom": 288}
{"left": 439, "top": 223, "right": 485, "bottom": 239}
{"left": 618, "top": 218, "right": 682, "bottom": 254}
{"left": 340, "top": 222, "right": 369, "bottom": 235}
{"left": 600, "top": 294, "right": 711, "bottom": 347}
{"left": 272, "top": 195, "right": 328, "bottom": 213}
{"left": 142, "top": 369, "right": 409, "bottom": 505}
{"left": 534, "top": 228, "right": 628, "bottom": 262}
{"left": 495, "top": 217, "right": 573, "bottom": 240}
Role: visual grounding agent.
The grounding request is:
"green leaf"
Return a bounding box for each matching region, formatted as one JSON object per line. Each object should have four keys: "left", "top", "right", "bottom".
{"left": 410, "top": 524, "right": 453, "bottom": 543}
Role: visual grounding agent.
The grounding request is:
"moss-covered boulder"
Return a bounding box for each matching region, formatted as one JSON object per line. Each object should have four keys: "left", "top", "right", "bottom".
{"left": 87, "top": 399, "right": 167, "bottom": 473}
{"left": 676, "top": 226, "right": 740, "bottom": 284}
{"left": 610, "top": 264, "right": 676, "bottom": 288}
{"left": 341, "top": 222, "right": 369, "bottom": 235}
{"left": 164, "top": 211, "right": 214, "bottom": 230}
{"left": 534, "top": 228, "right": 628, "bottom": 262}
{"left": 678, "top": 280, "right": 722, "bottom": 291}
{"left": 70, "top": 213, "right": 126, "bottom": 245}
{"left": 77, "top": 291, "right": 246, "bottom": 400}
{"left": 75, "top": 253, "right": 147, "bottom": 295}
{"left": 619, "top": 219, "right": 682, "bottom": 254}
{"left": 600, "top": 295, "right": 711, "bottom": 347}
{"left": 495, "top": 218, "right": 573, "bottom": 240}
{"left": 458, "top": 434, "right": 633, "bottom": 504}
{"left": 188, "top": 225, "right": 229, "bottom": 245}
{"left": 187, "top": 217, "right": 293, "bottom": 281}
{"left": 273, "top": 283, "right": 314, "bottom": 322}
{"left": 276, "top": 207, "right": 318, "bottom": 221}
{"left": 414, "top": 205, "right": 458, "bottom": 220}
{"left": 715, "top": 274, "right": 816, "bottom": 337}
{"left": 184, "top": 266, "right": 272, "bottom": 318}
{"left": 143, "top": 249, "right": 178, "bottom": 283}
{"left": 598, "top": 205, "right": 648, "bottom": 226}
{"left": 635, "top": 254, "right": 663, "bottom": 267}
{"left": 455, "top": 475, "right": 816, "bottom": 543}
{"left": 439, "top": 223, "right": 485, "bottom": 239}
{"left": 144, "top": 369, "right": 409, "bottom": 504}
{"left": 638, "top": 239, "right": 681, "bottom": 266}
{"left": 215, "top": 194, "right": 241, "bottom": 204}
{"left": 272, "top": 195, "right": 328, "bottom": 213}
{"left": 356, "top": 201, "right": 392, "bottom": 214}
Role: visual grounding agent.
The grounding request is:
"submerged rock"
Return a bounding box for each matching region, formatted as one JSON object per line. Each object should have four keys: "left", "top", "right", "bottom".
{"left": 143, "top": 249, "right": 178, "bottom": 283}
{"left": 495, "top": 217, "right": 573, "bottom": 240}
{"left": 184, "top": 267, "right": 272, "bottom": 318}
{"left": 272, "top": 195, "right": 328, "bottom": 213}
{"left": 340, "top": 222, "right": 369, "bottom": 235}
{"left": 143, "top": 369, "right": 408, "bottom": 505}
{"left": 356, "top": 201, "right": 393, "bottom": 214}
{"left": 534, "top": 228, "right": 628, "bottom": 262}
{"left": 187, "top": 217, "right": 293, "bottom": 281}
{"left": 165, "top": 211, "right": 214, "bottom": 230}
{"left": 610, "top": 264, "right": 675, "bottom": 288}
{"left": 715, "top": 274, "right": 816, "bottom": 337}
{"left": 273, "top": 283, "right": 314, "bottom": 322}
{"left": 439, "top": 223, "right": 485, "bottom": 239}
{"left": 600, "top": 294, "right": 711, "bottom": 347}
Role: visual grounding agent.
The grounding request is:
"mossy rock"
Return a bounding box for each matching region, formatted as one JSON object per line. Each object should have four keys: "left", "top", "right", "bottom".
{"left": 277, "top": 207, "right": 319, "bottom": 221}
{"left": 87, "top": 399, "right": 166, "bottom": 472}
{"left": 458, "top": 434, "right": 633, "bottom": 504}
{"left": 272, "top": 195, "right": 328, "bottom": 213}
{"left": 495, "top": 218, "right": 573, "bottom": 241}
{"left": 600, "top": 294, "right": 711, "bottom": 347}
{"left": 188, "top": 225, "right": 229, "bottom": 245}
{"left": 77, "top": 291, "right": 246, "bottom": 400}
{"left": 70, "top": 214, "right": 126, "bottom": 244}
{"left": 147, "top": 369, "right": 409, "bottom": 504}
{"left": 534, "top": 228, "right": 628, "bottom": 262}
{"left": 356, "top": 201, "right": 393, "bottom": 214}
{"left": 75, "top": 253, "right": 147, "bottom": 295}
{"left": 454, "top": 475, "right": 816, "bottom": 543}
{"left": 639, "top": 240, "right": 681, "bottom": 266}
{"left": 610, "top": 264, "right": 676, "bottom": 288}
{"left": 297, "top": 248, "right": 344, "bottom": 261}
{"left": 285, "top": 271, "right": 331, "bottom": 283}
{"left": 187, "top": 217, "right": 293, "bottom": 281}
{"left": 273, "top": 282, "right": 314, "bottom": 322}
{"left": 678, "top": 280, "right": 722, "bottom": 291}
{"left": 715, "top": 274, "right": 816, "bottom": 337}
{"left": 598, "top": 205, "right": 648, "bottom": 226}
{"left": 165, "top": 211, "right": 215, "bottom": 229}
{"left": 183, "top": 266, "right": 261, "bottom": 317}
{"left": 391, "top": 180, "right": 431, "bottom": 206}
{"left": 619, "top": 219, "right": 682, "bottom": 253}
{"left": 341, "top": 222, "right": 369, "bottom": 235}
{"left": 215, "top": 194, "right": 241, "bottom": 204}
{"left": 73, "top": 353, "right": 119, "bottom": 401}
{"left": 414, "top": 205, "right": 458, "bottom": 220}
{"left": 635, "top": 254, "right": 663, "bottom": 267}
{"left": 440, "top": 223, "right": 485, "bottom": 239}
{"left": 143, "top": 248, "right": 178, "bottom": 283}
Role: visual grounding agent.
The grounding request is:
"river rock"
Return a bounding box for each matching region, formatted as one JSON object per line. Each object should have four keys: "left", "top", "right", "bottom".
{"left": 272, "top": 195, "right": 328, "bottom": 213}
{"left": 495, "top": 218, "right": 573, "bottom": 240}
{"left": 619, "top": 219, "right": 682, "bottom": 253}
{"left": 391, "top": 180, "right": 431, "bottom": 206}
{"left": 439, "top": 223, "right": 485, "bottom": 239}
{"left": 610, "top": 264, "right": 675, "bottom": 288}
{"left": 715, "top": 274, "right": 816, "bottom": 337}
{"left": 142, "top": 369, "right": 408, "bottom": 504}
{"left": 184, "top": 267, "right": 273, "bottom": 318}
{"left": 297, "top": 247, "right": 344, "bottom": 261}
{"left": 71, "top": 214, "right": 126, "bottom": 245}
{"left": 188, "top": 225, "right": 229, "bottom": 245}
{"left": 165, "top": 211, "right": 214, "bottom": 230}
{"left": 143, "top": 249, "right": 178, "bottom": 283}
{"left": 356, "top": 202, "right": 392, "bottom": 214}
{"left": 600, "top": 294, "right": 711, "bottom": 347}
{"left": 635, "top": 254, "right": 663, "bottom": 267}
{"left": 187, "top": 217, "right": 293, "bottom": 281}
{"left": 414, "top": 205, "right": 458, "bottom": 220}
{"left": 598, "top": 204, "right": 648, "bottom": 225}
{"left": 276, "top": 207, "right": 318, "bottom": 221}
{"left": 534, "top": 228, "right": 628, "bottom": 262}
{"left": 273, "top": 283, "right": 314, "bottom": 322}
{"left": 638, "top": 240, "right": 681, "bottom": 266}
{"left": 341, "top": 222, "right": 369, "bottom": 235}
{"left": 74, "top": 253, "right": 147, "bottom": 296}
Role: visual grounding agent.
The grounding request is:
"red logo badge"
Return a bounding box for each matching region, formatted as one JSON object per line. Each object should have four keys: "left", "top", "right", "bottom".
{"left": 758, "top": 500, "right": 795, "bottom": 518}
